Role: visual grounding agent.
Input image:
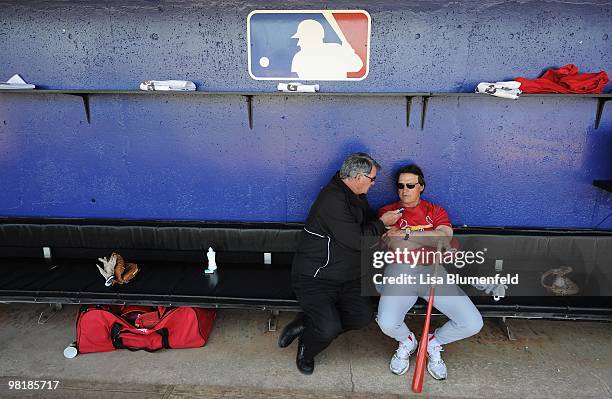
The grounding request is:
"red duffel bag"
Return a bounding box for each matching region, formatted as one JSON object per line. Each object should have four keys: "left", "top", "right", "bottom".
{"left": 76, "top": 305, "right": 216, "bottom": 354}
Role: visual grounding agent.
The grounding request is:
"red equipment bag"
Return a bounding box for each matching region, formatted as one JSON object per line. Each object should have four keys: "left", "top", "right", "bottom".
{"left": 76, "top": 305, "right": 216, "bottom": 354}
{"left": 120, "top": 305, "right": 167, "bottom": 328}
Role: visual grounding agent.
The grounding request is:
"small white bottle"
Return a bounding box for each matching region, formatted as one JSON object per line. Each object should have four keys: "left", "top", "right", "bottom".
{"left": 204, "top": 247, "right": 217, "bottom": 274}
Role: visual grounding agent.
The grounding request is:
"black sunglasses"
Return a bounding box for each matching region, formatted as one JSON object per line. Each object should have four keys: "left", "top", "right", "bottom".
{"left": 362, "top": 174, "right": 376, "bottom": 182}
{"left": 396, "top": 182, "right": 419, "bottom": 190}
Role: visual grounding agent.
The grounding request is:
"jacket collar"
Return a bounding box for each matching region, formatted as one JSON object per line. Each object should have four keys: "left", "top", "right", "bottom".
{"left": 332, "top": 172, "right": 365, "bottom": 202}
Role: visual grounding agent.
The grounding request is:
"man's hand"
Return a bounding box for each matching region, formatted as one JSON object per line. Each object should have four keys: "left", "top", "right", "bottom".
{"left": 383, "top": 226, "right": 454, "bottom": 254}
{"left": 382, "top": 227, "right": 421, "bottom": 252}
{"left": 379, "top": 210, "right": 402, "bottom": 227}
{"left": 383, "top": 227, "right": 405, "bottom": 237}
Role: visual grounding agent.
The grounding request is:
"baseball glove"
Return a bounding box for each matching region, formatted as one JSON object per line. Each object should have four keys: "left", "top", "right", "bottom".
{"left": 112, "top": 252, "right": 140, "bottom": 284}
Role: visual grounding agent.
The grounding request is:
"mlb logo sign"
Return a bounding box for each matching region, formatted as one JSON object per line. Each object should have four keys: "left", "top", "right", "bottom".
{"left": 247, "top": 10, "right": 371, "bottom": 81}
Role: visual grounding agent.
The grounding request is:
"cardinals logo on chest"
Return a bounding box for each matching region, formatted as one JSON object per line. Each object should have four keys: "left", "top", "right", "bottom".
{"left": 399, "top": 215, "right": 434, "bottom": 231}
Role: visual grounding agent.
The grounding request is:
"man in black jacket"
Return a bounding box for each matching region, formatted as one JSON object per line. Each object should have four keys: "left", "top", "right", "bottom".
{"left": 278, "top": 152, "right": 402, "bottom": 374}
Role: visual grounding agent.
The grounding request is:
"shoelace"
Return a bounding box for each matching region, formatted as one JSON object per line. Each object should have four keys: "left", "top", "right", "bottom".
{"left": 396, "top": 338, "right": 415, "bottom": 359}
{"left": 395, "top": 345, "right": 410, "bottom": 359}
{"left": 428, "top": 345, "right": 444, "bottom": 363}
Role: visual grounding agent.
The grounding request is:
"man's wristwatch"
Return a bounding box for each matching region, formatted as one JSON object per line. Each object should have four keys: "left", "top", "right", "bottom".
{"left": 403, "top": 229, "right": 411, "bottom": 240}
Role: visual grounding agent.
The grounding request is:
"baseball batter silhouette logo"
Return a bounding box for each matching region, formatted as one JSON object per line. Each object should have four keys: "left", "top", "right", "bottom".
{"left": 247, "top": 10, "right": 371, "bottom": 81}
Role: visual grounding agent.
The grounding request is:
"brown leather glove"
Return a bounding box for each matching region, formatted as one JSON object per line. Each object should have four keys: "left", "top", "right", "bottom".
{"left": 113, "top": 252, "right": 139, "bottom": 284}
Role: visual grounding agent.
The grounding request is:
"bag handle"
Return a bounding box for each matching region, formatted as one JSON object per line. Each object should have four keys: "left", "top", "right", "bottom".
{"left": 158, "top": 327, "right": 170, "bottom": 349}
{"left": 110, "top": 323, "right": 170, "bottom": 352}
{"left": 157, "top": 306, "right": 170, "bottom": 318}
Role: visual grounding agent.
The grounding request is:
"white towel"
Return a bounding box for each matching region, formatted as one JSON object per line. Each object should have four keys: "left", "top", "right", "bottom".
{"left": 277, "top": 82, "right": 319, "bottom": 93}
{"left": 476, "top": 81, "right": 522, "bottom": 100}
{"left": 0, "top": 74, "right": 35, "bottom": 90}
{"left": 140, "top": 80, "right": 196, "bottom": 91}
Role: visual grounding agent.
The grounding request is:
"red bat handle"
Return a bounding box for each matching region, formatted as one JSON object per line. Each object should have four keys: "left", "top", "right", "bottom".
{"left": 411, "top": 285, "right": 435, "bottom": 393}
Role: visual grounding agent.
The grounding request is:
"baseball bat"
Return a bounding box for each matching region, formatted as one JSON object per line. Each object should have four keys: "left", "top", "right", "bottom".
{"left": 411, "top": 241, "right": 444, "bottom": 393}
{"left": 323, "top": 11, "right": 349, "bottom": 46}
{"left": 411, "top": 285, "right": 435, "bottom": 393}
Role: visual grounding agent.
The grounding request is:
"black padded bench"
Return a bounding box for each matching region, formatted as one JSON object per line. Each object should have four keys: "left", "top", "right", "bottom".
{"left": 0, "top": 219, "right": 302, "bottom": 310}
{"left": 1, "top": 218, "right": 611, "bottom": 320}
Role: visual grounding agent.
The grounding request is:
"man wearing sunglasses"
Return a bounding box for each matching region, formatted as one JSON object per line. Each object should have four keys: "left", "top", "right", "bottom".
{"left": 375, "top": 164, "right": 483, "bottom": 381}
{"left": 278, "top": 152, "right": 402, "bottom": 375}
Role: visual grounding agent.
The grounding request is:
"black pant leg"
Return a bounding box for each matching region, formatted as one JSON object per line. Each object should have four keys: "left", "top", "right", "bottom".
{"left": 292, "top": 275, "right": 343, "bottom": 359}
{"left": 337, "top": 277, "right": 374, "bottom": 331}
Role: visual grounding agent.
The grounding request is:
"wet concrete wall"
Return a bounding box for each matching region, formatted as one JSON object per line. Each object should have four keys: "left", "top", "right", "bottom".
{"left": 0, "top": 0, "right": 610, "bottom": 227}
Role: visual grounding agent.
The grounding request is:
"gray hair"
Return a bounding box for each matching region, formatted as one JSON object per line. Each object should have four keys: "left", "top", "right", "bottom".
{"left": 339, "top": 152, "right": 381, "bottom": 179}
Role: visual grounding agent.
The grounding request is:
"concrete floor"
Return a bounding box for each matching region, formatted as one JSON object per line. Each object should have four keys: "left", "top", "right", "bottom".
{"left": 0, "top": 303, "right": 610, "bottom": 399}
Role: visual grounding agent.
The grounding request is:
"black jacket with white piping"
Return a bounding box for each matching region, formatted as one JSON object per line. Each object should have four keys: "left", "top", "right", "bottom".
{"left": 292, "top": 173, "right": 386, "bottom": 281}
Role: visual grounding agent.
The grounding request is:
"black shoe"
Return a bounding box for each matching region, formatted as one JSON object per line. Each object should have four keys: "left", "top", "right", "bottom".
{"left": 278, "top": 312, "right": 305, "bottom": 348}
{"left": 296, "top": 339, "right": 314, "bottom": 375}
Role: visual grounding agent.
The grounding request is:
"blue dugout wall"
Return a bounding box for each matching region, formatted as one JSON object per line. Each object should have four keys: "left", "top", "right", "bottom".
{"left": 0, "top": 0, "right": 611, "bottom": 228}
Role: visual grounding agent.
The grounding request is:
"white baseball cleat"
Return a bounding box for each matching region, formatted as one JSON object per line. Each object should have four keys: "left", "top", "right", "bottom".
{"left": 389, "top": 332, "right": 418, "bottom": 375}
{"left": 427, "top": 343, "right": 447, "bottom": 380}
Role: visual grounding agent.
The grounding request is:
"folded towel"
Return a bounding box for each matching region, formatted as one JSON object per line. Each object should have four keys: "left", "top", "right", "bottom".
{"left": 140, "top": 80, "right": 196, "bottom": 91}
{"left": 277, "top": 82, "right": 319, "bottom": 93}
{"left": 475, "top": 81, "right": 521, "bottom": 99}
{"left": 0, "top": 74, "right": 35, "bottom": 90}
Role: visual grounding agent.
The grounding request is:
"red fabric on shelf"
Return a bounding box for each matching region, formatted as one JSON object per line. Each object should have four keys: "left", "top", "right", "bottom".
{"left": 515, "top": 64, "right": 609, "bottom": 94}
